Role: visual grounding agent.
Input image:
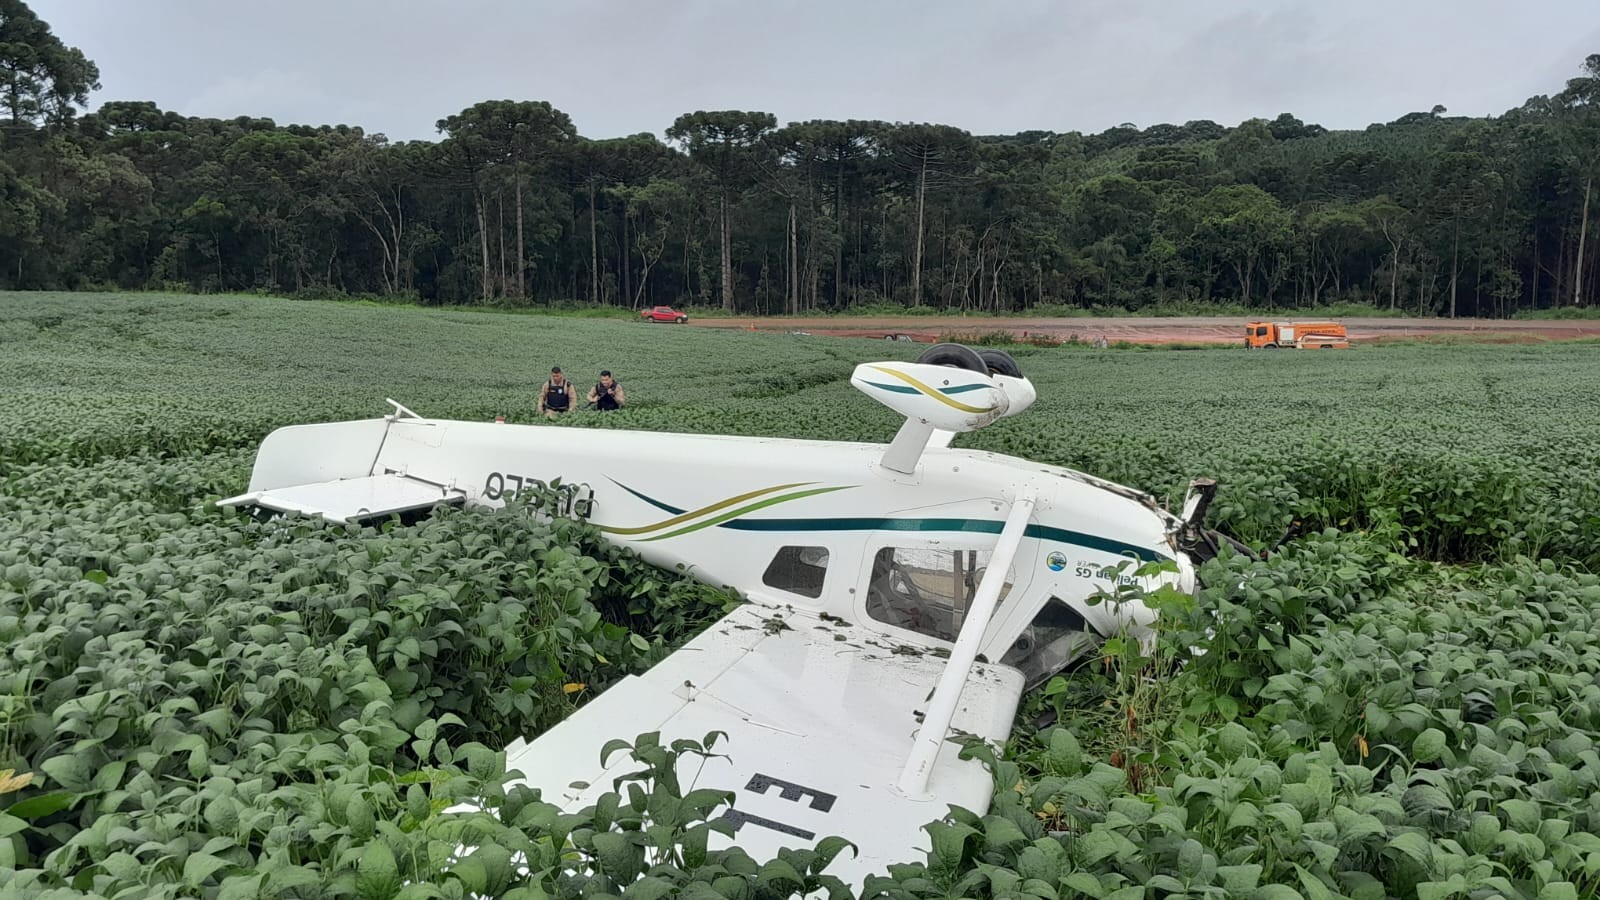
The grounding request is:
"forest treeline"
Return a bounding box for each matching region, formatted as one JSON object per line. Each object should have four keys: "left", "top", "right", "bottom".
{"left": 1, "top": 2, "right": 1597, "bottom": 315}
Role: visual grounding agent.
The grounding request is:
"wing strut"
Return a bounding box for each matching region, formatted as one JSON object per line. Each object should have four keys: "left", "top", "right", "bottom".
{"left": 896, "top": 489, "right": 1037, "bottom": 798}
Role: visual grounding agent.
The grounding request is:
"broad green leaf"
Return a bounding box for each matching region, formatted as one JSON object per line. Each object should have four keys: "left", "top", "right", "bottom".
{"left": 183, "top": 851, "right": 231, "bottom": 887}
{"left": 1063, "top": 872, "right": 1106, "bottom": 898}
{"left": 357, "top": 841, "right": 403, "bottom": 900}
{"left": 1045, "top": 728, "right": 1083, "bottom": 775}
{"left": 1497, "top": 798, "right": 1540, "bottom": 833}
{"left": 7, "top": 791, "right": 76, "bottom": 820}
{"left": 1076, "top": 829, "right": 1139, "bottom": 865}
{"left": 756, "top": 858, "right": 805, "bottom": 890}
{"left": 1216, "top": 863, "right": 1262, "bottom": 893}
{"left": 621, "top": 877, "right": 676, "bottom": 900}
{"left": 592, "top": 831, "right": 644, "bottom": 881}
{"left": 217, "top": 873, "right": 266, "bottom": 900}
{"left": 1388, "top": 831, "right": 1433, "bottom": 868}
{"left": 0, "top": 814, "right": 26, "bottom": 839}
{"left": 1413, "top": 728, "right": 1447, "bottom": 763}
{"left": 926, "top": 821, "right": 978, "bottom": 872}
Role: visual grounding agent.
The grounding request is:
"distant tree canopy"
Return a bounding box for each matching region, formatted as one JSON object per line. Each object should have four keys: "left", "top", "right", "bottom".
{"left": 0, "top": 3, "right": 1597, "bottom": 316}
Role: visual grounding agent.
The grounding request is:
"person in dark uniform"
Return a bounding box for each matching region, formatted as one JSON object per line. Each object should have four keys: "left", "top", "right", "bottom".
{"left": 537, "top": 366, "right": 573, "bottom": 419}
{"left": 588, "top": 370, "right": 625, "bottom": 410}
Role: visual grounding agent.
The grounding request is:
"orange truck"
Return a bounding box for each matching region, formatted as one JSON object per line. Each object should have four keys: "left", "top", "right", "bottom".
{"left": 1244, "top": 321, "right": 1349, "bottom": 349}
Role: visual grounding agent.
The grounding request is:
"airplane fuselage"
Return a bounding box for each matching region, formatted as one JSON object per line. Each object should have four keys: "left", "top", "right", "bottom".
{"left": 242, "top": 416, "right": 1193, "bottom": 669}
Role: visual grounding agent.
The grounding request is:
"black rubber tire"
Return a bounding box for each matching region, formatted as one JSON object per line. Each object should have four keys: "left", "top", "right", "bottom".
{"left": 977, "top": 349, "right": 1023, "bottom": 379}
{"left": 914, "top": 343, "right": 988, "bottom": 374}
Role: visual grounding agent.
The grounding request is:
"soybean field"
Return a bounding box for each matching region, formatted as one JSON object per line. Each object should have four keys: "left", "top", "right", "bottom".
{"left": 5, "top": 291, "right": 1600, "bottom": 899}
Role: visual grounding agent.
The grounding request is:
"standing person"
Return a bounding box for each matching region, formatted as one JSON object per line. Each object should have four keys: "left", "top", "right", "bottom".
{"left": 537, "top": 366, "right": 573, "bottom": 418}
{"left": 588, "top": 370, "right": 625, "bottom": 411}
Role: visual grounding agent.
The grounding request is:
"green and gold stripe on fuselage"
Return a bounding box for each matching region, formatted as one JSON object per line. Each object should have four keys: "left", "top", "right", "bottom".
{"left": 598, "top": 480, "right": 1168, "bottom": 562}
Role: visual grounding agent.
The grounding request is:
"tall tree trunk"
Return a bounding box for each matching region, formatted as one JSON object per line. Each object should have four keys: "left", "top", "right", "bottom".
{"left": 835, "top": 165, "right": 845, "bottom": 306}
{"left": 807, "top": 229, "right": 820, "bottom": 311}
{"left": 912, "top": 156, "right": 927, "bottom": 307}
{"left": 395, "top": 188, "right": 408, "bottom": 291}
{"left": 1472, "top": 257, "right": 1481, "bottom": 318}
{"left": 1389, "top": 240, "right": 1400, "bottom": 310}
{"left": 476, "top": 193, "right": 491, "bottom": 302}
{"left": 1556, "top": 228, "right": 1570, "bottom": 306}
{"left": 516, "top": 174, "right": 525, "bottom": 298}
{"left": 971, "top": 241, "right": 983, "bottom": 310}
{"left": 719, "top": 193, "right": 734, "bottom": 310}
{"left": 588, "top": 183, "right": 599, "bottom": 304}
{"left": 622, "top": 208, "right": 631, "bottom": 307}
{"left": 496, "top": 192, "right": 506, "bottom": 299}
{"left": 617, "top": 204, "right": 630, "bottom": 305}
{"left": 1576, "top": 175, "right": 1592, "bottom": 308}
{"left": 1450, "top": 226, "right": 1459, "bottom": 319}
{"left": 1235, "top": 252, "right": 1254, "bottom": 307}
{"left": 788, "top": 202, "right": 798, "bottom": 315}
{"left": 1530, "top": 233, "right": 1540, "bottom": 311}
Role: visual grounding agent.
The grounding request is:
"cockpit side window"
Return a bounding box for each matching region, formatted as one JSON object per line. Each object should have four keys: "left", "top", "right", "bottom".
{"left": 864, "top": 547, "right": 1014, "bottom": 642}
{"left": 762, "top": 545, "right": 830, "bottom": 599}
{"left": 1000, "top": 597, "right": 1096, "bottom": 690}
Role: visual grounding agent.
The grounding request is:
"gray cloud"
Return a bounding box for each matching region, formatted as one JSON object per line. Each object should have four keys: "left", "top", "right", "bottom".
{"left": 30, "top": 0, "right": 1600, "bottom": 142}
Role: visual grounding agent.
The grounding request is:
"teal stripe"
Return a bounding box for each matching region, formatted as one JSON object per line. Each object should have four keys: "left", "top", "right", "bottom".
{"left": 609, "top": 477, "right": 685, "bottom": 514}
{"left": 864, "top": 381, "right": 990, "bottom": 396}
{"left": 865, "top": 380, "right": 919, "bottom": 395}
{"left": 716, "top": 517, "right": 1167, "bottom": 562}
{"left": 604, "top": 482, "right": 1168, "bottom": 562}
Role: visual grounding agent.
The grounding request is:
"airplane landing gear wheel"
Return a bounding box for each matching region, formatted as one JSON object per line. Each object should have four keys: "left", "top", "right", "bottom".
{"left": 915, "top": 343, "right": 988, "bottom": 374}
{"left": 977, "top": 349, "right": 1022, "bottom": 378}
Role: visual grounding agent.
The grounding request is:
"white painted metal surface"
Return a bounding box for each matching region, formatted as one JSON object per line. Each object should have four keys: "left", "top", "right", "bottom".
{"left": 496, "top": 603, "right": 1023, "bottom": 887}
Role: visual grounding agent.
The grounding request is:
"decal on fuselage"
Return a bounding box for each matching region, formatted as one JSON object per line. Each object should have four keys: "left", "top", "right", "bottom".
{"left": 1073, "top": 558, "right": 1141, "bottom": 586}
{"left": 482, "top": 471, "right": 594, "bottom": 518}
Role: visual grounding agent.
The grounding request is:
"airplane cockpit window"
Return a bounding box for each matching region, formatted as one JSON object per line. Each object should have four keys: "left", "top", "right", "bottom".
{"left": 762, "top": 545, "right": 830, "bottom": 599}
{"left": 1001, "top": 597, "right": 1096, "bottom": 690}
{"left": 865, "top": 547, "right": 1013, "bottom": 642}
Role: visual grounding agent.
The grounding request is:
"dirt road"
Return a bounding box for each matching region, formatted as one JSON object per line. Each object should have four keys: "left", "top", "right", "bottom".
{"left": 689, "top": 315, "right": 1600, "bottom": 345}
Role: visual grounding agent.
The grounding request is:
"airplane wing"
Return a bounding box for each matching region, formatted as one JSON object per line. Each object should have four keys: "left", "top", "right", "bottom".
{"left": 498, "top": 602, "right": 1026, "bottom": 887}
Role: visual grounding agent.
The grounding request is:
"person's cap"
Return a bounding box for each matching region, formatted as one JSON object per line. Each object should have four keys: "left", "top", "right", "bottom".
{"left": 551, "top": 366, "right": 561, "bottom": 373}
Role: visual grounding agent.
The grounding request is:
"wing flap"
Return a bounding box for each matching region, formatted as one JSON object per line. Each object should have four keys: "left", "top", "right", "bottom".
{"left": 218, "top": 473, "right": 465, "bottom": 524}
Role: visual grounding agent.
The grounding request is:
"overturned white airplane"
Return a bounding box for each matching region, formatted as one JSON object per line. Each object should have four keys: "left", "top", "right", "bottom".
{"left": 220, "top": 343, "right": 1236, "bottom": 888}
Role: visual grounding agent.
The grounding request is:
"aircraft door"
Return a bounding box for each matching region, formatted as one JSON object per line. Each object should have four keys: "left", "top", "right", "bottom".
{"left": 853, "top": 530, "right": 1038, "bottom": 649}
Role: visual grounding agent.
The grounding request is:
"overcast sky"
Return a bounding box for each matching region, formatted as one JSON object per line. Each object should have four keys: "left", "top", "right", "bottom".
{"left": 30, "top": 0, "right": 1600, "bottom": 143}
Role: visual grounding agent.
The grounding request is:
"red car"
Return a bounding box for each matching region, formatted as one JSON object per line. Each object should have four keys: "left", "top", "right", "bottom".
{"left": 640, "top": 305, "right": 689, "bottom": 324}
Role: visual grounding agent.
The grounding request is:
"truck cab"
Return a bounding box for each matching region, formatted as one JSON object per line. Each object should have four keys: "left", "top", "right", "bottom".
{"left": 1245, "top": 322, "right": 1275, "bottom": 348}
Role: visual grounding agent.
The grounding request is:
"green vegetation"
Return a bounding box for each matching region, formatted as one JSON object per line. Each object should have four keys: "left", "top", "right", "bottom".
{"left": 2, "top": 3, "right": 1599, "bottom": 316}
{"left": 7, "top": 292, "right": 1600, "bottom": 898}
